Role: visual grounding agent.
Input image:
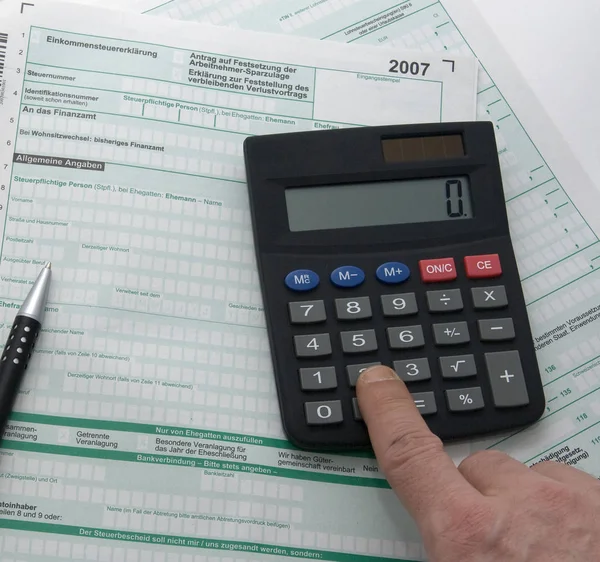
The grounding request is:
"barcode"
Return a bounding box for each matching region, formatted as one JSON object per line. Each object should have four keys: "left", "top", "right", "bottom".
{"left": 0, "top": 33, "right": 7, "bottom": 80}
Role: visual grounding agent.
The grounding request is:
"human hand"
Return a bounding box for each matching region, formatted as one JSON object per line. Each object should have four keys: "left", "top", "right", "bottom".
{"left": 356, "top": 366, "right": 600, "bottom": 562}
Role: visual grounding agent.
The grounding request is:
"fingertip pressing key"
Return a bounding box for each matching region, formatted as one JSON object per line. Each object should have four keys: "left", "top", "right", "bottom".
{"left": 357, "top": 364, "right": 400, "bottom": 385}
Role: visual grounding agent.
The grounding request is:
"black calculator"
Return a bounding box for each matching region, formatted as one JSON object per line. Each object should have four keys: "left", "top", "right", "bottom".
{"left": 243, "top": 122, "right": 545, "bottom": 451}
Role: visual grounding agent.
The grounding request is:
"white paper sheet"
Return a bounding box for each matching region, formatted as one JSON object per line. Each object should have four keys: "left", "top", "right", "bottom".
{"left": 0, "top": 3, "right": 479, "bottom": 560}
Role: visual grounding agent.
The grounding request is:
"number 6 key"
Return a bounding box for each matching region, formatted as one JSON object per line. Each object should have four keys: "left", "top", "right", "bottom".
{"left": 387, "top": 326, "right": 425, "bottom": 349}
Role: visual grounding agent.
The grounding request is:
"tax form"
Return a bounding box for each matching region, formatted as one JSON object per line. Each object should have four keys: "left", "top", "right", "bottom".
{"left": 0, "top": 4, "right": 478, "bottom": 561}
{"left": 138, "top": 0, "right": 600, "bottom": 475}
{"left": 3, "top": 1, "right": 600, "bottom": 560}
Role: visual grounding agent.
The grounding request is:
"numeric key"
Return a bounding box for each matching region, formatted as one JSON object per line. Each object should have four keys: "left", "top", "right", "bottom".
{"left": 340, "top": 330, "right": 378, "bottom": 354}
{"left": 393, "top": 358, "right": 431, "bottom": 382}
{"left": 347, "top": 362, "right": 381, "bottom": 387}
{"left": 288, "top": 300, "right": 326, "bottom": 324}
{"left": 305, "top": 401, "right": 343, "bottom": 425}
{"left": 387, "top": 326, "right": 425, "bottom": 349}
{"left": 299, "top": 367, "right": 337, "bottom": 390}
{"left": 381, "top": 293, "right": 418, "bottom": 317}
{"left": 335, "top": 297, "right": 372, "bottom": 320}
{"left": 294, "top": 334, "right": 332, "bottom": 358}
{"left": 352, "top": 398, "right": 362, "bottom": 421}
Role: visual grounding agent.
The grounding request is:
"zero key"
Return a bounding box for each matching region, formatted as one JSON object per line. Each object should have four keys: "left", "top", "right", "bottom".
{"left": 305, "top": 400, "right": 343, "bottom": 425}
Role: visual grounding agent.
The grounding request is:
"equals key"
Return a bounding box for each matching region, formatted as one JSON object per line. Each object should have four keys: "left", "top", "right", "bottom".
{"left": 478, "top": 318, "right": 515, "bottom": 341}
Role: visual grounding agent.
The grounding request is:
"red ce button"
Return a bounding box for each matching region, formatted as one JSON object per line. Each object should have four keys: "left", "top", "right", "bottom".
{"left": 464, "top": 254, "right": 502, "bottom": 279}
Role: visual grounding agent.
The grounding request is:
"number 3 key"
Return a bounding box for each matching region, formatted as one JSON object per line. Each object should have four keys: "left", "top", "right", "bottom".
{"left": 393, "top": 358, "right": 431, "bottom": 382}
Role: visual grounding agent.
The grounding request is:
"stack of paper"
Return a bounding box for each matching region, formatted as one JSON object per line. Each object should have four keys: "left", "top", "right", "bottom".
{"left": 0, "top": 1, "right": 598, "bottom": 561}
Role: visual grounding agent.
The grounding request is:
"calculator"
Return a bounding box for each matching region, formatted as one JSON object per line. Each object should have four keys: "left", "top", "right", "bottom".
{"left": 243, "top": 121, "right": 545, "bottom": 451}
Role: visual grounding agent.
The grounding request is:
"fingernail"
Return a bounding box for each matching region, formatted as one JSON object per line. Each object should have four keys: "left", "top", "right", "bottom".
{"left": 358, "top": 365, "right": 399, "bottom": 384}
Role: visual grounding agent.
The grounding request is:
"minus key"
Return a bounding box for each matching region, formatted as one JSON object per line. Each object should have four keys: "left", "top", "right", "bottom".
{"left": 478, "top": 318, "right": 515, "bottom": 341}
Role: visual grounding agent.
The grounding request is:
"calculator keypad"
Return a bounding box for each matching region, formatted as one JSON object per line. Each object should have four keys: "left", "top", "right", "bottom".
{"left": 419, "top": 257, "right": 457, "bottom": 283}
{"left": 381, "top": 293, "right": 418, "bottom": 316}
{"left": 347, "top": 362, "right": 381, "bottom": 387}
{"left": 393, "top": 358, "right": 431, "bottom": 382}
{"left": 330, "top": 266, "right": 365, "bottom": 288}
{"left": 376, "top": 262, "right": 410, "bottom": 284}
{"left": 478, "top": 318, "right": 515, "bottom": 341}
{"left": 412, "top": 392, "right": 437, "bottom": 415}
{"left": 485, "top": 351, "right": 529, "bottom": 407}
{"left": 471, "top": 286, "right": 508, "bottom": 309}
{"left": 464, "top": 254, "right": 502, "bottom": 279}
{"left": 439, "top": 354, "right": 477, "bottom": 378}
{"left": 387, "top": 326, "right": 425, "bottom": 349}
{"left": 427, "top": 289, "right": 463, "bottom": 312}
{"left": 351, "top": 398, "right": 362, "bottom": 421}
{"left": 433, "top": 322, "right": 470, "bottom": 345}
{"left": 289, "top": 300, "right": 326, "bottom": 324}
{"left": 340, "top": 330, "right": 378, "bottom": 353}
{"left": 305, "top": 401, "right": 343, "bottom": 425}
{"left": 446, "top": 387, "right": 485, "bottom": 412}
{"left": 294, "top": 334, "right": 332, "bottom": 357}
{"left": 299, "top": 367, "right": 337, "bottom": 391}
{"left": 335, "top": 297, "right": 372, "bottom": 320}
{"left": 285, "top": 269, "right": 320, "bottom": 292}
{"left": 286, "top": 253, "right": 531, "bottom": 434}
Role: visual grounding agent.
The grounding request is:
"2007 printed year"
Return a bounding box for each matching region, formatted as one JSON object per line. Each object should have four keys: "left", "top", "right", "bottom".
{"left": 389, "top": 60, "right": 430, "bottom": 76}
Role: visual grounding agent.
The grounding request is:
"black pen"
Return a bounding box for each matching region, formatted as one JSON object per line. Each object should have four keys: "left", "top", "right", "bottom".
{"left": 0, "top": 262, "right": 52, "bottom": 432}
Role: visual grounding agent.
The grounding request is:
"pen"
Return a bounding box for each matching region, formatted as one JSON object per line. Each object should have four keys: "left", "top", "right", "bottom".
{"left": 0, "top": 262, "right": 52, "bottom": 433}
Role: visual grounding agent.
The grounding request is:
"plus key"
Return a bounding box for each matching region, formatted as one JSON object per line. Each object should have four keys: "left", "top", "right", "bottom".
{"left": 485, "top": 351, "right": 530, "bottom": 407}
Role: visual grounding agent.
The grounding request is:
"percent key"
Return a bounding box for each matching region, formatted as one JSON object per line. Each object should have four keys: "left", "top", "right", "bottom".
{"left": 446, "top": 387, "right": 485, "bottom": 412}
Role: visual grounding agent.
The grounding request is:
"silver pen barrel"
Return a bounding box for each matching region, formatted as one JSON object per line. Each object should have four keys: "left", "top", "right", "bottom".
{"left": 18, "top": 262, "right": 52, "bottom": 323}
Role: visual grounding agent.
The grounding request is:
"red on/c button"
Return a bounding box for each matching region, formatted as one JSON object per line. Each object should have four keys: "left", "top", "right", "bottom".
{"left": 464, "top": 254, "right": 502, "bottom": 278}
{"left": 419, "top": 257, "right": 457, "bottom": 283}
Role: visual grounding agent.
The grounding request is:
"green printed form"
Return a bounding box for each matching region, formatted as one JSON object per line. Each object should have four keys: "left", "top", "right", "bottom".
{"left": 0, "top": 4, "right": 480, "bottom": 561}
{"left": 140, "top": 0, "right": 600, "bottom": 485}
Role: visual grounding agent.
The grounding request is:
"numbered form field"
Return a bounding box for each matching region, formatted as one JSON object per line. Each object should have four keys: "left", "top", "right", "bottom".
{"left": 312, "top": 69, "right": 442, "bottom": 125}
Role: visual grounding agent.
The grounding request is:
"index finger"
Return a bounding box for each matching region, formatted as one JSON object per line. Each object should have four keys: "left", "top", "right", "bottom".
{"left": 357, "top": 366, "right": 480, "bottom": 522}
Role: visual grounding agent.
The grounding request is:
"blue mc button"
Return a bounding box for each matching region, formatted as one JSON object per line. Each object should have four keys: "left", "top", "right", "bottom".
{"left": 376, "top": 262, "right": 410, "bottom": 284}
{"left": 331, "top": 266, "right": 365, "bottom": 288}
{"left": 285, "top": 269, "right": 320, "bottom": 292}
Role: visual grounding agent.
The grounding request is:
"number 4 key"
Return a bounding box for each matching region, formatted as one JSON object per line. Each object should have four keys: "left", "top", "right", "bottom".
{"left": 294, "top": 334, "right": 332, "bottom": 357}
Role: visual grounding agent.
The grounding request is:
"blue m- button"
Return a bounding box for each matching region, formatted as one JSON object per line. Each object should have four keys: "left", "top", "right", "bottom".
{"left": 330, "top": 266, "right": 365, "bottom": 288}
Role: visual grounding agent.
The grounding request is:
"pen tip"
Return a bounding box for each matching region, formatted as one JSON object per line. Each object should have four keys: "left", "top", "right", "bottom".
{"left": 45, "top": 262, "right": 51, "bottom": 270}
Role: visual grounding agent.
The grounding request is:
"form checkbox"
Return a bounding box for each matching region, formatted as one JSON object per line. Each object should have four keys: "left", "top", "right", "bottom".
{"left": 58, "top": 429, "right": 70, "bottom": 444}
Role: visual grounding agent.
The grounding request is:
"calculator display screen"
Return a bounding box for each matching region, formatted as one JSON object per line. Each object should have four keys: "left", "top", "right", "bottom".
{"left": 285, "top": 176, "right": 473, "bottom": 232}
